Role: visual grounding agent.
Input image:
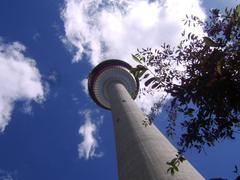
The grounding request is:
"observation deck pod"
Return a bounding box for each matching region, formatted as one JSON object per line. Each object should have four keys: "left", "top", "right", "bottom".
{"left": 88, "top": 59, "right": 139, "bottom": 109}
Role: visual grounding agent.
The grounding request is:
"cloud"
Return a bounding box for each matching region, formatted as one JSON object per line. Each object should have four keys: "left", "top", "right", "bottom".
{"left": 78, "top": 110, "right": 103, "bottom": 159}
{"left": 21, "top": 101, "right": 33, "bottom": 114}
{"left": 80, "top": 78, "right": 88, "bottom": 95}
{"left": 0, "top": 169, "right": 17, "bottom": 180}
{"left": 61, "top": 0, "right": 206, "bottom": 65}
{"left": 61, "top": 0, "right": 206, "bottom": 113}
{"left": 0, "top": 40, "right": 44, "bottom": 132}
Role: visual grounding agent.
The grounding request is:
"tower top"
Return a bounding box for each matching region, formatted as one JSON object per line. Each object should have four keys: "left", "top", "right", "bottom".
{"left": 88, "top": 59, "right": 139, "bottom": 109}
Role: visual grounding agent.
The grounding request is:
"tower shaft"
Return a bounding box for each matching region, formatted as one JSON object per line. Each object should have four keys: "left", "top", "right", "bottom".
{"left": 107, "top": 81, "right": 204, "bottom": 180}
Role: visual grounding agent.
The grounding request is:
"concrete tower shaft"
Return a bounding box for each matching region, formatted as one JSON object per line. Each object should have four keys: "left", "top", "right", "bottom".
{"left": 88, "top": 59, "right": 204, "bottom": 180}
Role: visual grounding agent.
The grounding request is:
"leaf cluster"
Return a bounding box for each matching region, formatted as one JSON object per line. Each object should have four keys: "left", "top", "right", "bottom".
{"left": 132, "top": 5, "right": 240, "bottom": 153}
{"left": 166, "top": 152, "right": 185, "bottom": 175}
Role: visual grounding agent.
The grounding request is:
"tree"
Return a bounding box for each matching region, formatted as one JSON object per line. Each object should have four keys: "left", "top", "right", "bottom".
{"left": 131, "top": 4, "right": 240, "bottom": 177}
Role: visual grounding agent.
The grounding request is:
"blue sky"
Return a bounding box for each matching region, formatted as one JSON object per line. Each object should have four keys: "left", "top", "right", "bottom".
{"left": 0, "top": 0, "right": 239, "bottom": 179}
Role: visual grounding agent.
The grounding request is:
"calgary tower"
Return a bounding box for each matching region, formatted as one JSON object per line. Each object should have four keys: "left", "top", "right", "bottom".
{"left": 88, "top": 59, "right": 204, "bottom": 180}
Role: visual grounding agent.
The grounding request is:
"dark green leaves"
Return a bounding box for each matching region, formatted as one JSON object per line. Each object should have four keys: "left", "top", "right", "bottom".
{"left": 236, "top": 4, "right": 240, "bottom": 16}
{"left": 184, "top": 108, "right": 195, "bottom": 116}
{"left": 216, "top": 58, "right": 224, "bottom": 75}
{"left": 131, "top": 54, "right": 141, "bottom": 63}
{"left": 132, "top": 4, "right": 240, "bottom": 175}
{"left": 130, "top": 65, "right": 148, "bottom": 79}
{"left": 136, "top": 65, "right": 147, "bottom": 71}
{"left": 203, "top": 37, "right": 219, "bottom": 47}
{"left": 167, "top": 153, "right": 185, "bottom": 176}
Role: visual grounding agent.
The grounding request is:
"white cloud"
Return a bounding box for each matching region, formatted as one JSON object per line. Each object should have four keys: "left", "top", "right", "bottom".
{"left": 47, "top": 71, "right": 57, "bottom": 83}
{"left": 61, "top": 0, "right": 206, "bottom": 65}
{"left": 61, "top": 0, "right": 206, "bottom": 113}
{"left": 78, "top": 110, "right": 103, "bottom": 159}
{"left": 0, "top": 169, "right": 16, "bottom": 180}
{"left": 32, "top": 33, "right": 40, "bottom": 41}
{"left": 0, "top": 40, "right": 44, "bottom": 132}
{"left": 22, "top": 101, "right": 33, "bottom": 114}
{"left": 80, "top": 78, "right": 88, "bottom": 95}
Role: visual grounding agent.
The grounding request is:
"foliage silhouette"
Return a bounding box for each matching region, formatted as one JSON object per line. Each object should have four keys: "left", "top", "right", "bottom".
{"left": 132, "top": 4, "right": 240, "bottom": 176}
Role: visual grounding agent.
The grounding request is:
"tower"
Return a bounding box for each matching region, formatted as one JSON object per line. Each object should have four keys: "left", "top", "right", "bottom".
{"left": 88, "top": 59, "right": 204, "bottom": 180}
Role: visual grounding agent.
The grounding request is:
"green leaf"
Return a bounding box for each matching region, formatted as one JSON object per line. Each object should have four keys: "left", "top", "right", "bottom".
{"left": 137, "top": 70, "right": 147, "bottom": 78}
{"left": 140, "top": 57, "right": 146, "bottom": 62}
{"left": 179, "top": 156, "right": 186, "bottom": 162}
{"left": 136, "top": 65, "right": 148, "bottom": 71}
{"left": 170, "top": 158, "right": 178, "bottom": 164}
{"left": 203, "top": 37, "right": 219, "bottom": 47}
{"left": 130, "top": 68, "right": 138, "bottom": 77}
{"left": 130, "top": 65, "right": 148, "bottom": 78}
{"left": 173, "top": 165, "right": 179, "bottom": 172}
{"left": 167, "top": 166, "right": 175, "bottom": 175}
{"left": 216, "top": 58, "right": 224, "bottom": 75}
{"left": 133, "top": 65, "right": 148, "bottom": 78}
{"left": 184, "top": 108, "right": 195, "bottom": 116}
{"left": 236, "top": 4, "right": 240, "bottom": 16}
{"left": 132, "top": 54, "right": 141, "bottom": 63}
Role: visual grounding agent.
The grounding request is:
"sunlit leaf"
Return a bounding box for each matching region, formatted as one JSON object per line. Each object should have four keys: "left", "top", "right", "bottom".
{"left": 140, "top": 57, "right": 146, "bottom": 62}
{"left": 130, "top": 68, "right": 138, "bottom": 77}
{"left": 137, "top": 70, "right": 147, "bottom": 78}
{"left": 136, "top": 65, "right": 147, "bottom": 71}
{"left": 132, "top": 54, "right": 141, "bottom": 63}
{"left": 173, "top": 165, "right": 179, "bottom": 172}
{"left": 236, "top": 4, "right": 240, "bottom": 16}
